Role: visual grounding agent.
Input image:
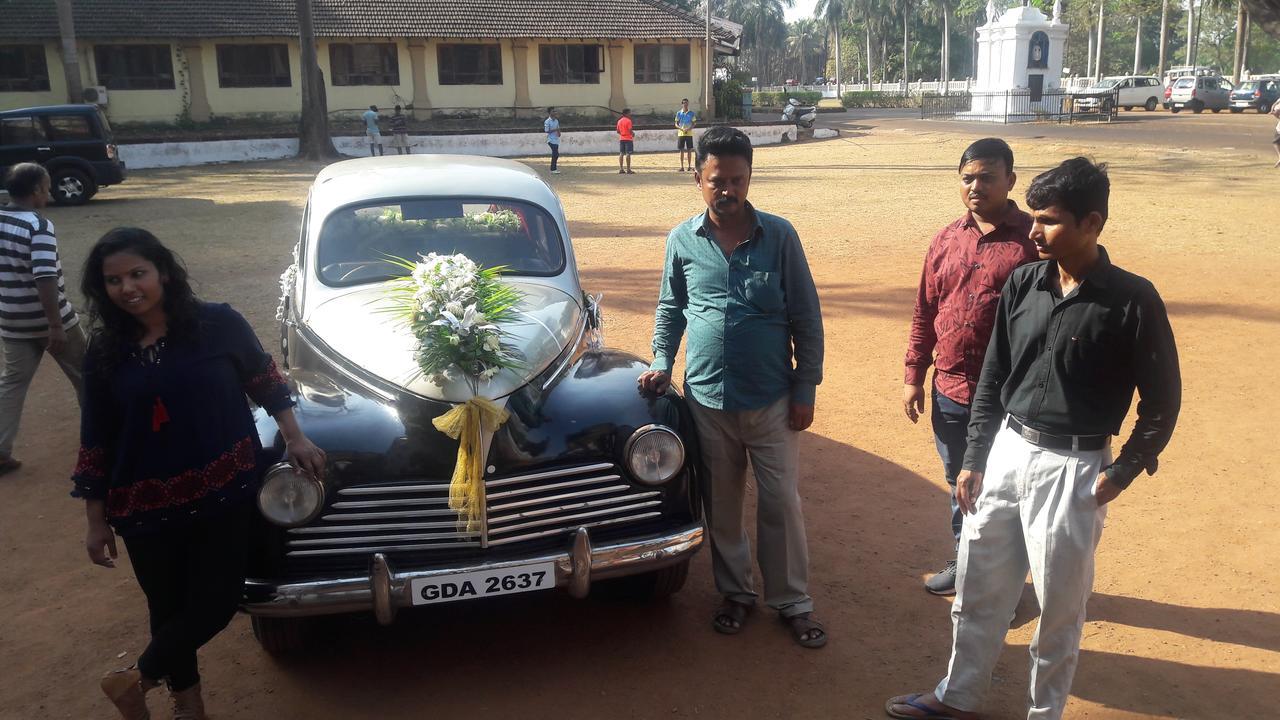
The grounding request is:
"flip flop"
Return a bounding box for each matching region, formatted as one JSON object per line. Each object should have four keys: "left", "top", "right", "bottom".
{"left": 0, "top": 458, "right": 21, "bottom": 477}
{"left": 884, "top": 693, "right": 978, "bottom": 720}
{"left": 782, "top": 612, "right": 828, "bottom": 648}
{"left": 711, "top": 600, "right": 751, "bottom": 635}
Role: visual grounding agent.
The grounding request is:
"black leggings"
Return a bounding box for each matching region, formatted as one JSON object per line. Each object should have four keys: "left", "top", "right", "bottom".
{"left": 548, "top": 142, "right": 560, "bottom": 170}
{"left": 124, "top": 502, "right": 252, "bottom": 690}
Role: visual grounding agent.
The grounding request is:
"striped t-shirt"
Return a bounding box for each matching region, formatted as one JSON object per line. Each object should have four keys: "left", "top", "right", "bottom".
{"left": 0, "top": 206, "right": 78, "bottom": 339}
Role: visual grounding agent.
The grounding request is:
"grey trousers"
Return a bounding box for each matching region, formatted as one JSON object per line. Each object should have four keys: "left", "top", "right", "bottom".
{"left": 0, "top": 324, "right": 88, "bottom": 458}
{"left": 934, "top": 422, "right": 1110, "bottom": 720}
{"left": 687, "top": 394, "right": 813, "bottom": 617}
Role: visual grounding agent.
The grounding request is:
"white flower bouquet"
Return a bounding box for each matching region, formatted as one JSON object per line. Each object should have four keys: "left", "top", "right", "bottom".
{"left": 383, "top": 252, "right": 524, "bottom": 393}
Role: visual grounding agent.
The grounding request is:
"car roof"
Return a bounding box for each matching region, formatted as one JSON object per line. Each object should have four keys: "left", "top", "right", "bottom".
{"left": 309, "top": 155, "right": 560, "bottom": 219}
{"left": 0, "top": 104, "right": 99, "bottom": 118}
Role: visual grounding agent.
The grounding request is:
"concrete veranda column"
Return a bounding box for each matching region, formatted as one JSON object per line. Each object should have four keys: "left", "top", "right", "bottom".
{"left": 408, "top": 41, "right": 433, "bottom": 120}
{"left": 607, "top": 42, "right": 627, "bottom": 112}
{"left": 512, "top": 41, "right": 536, "bottom": 119}
{"left": 179, "top": 43, "right": 211, "bottom": 122}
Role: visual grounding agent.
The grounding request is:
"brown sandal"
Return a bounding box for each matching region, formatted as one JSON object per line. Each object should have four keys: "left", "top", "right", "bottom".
{"left": 100, "top": 666, "right": 154, "bottom": 720}
{"left": 783, "top": 612, "right": 828, "bottom": 648}
{"left": 711, "top": 600, "right": 751, "bottom": 635}
{"left": 0, "top": 457, "right": 21, "bottom": 477}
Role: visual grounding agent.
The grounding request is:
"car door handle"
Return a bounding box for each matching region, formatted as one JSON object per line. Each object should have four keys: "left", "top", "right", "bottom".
{"left": 36, "top": 146, "right": 52, "bottom": 152}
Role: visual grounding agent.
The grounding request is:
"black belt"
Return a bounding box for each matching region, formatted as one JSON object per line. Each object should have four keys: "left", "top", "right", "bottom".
{"left": 1005, "top": 416, "right": 1108, "bottom": 452}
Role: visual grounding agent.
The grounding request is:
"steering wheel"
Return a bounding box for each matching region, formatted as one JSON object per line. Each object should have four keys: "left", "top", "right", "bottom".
{"left": 321, "top": 261, "right": 391, "bottom": 283}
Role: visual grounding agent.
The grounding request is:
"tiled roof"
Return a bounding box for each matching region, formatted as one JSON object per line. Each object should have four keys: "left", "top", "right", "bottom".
{"left": 0, "top": 0, "right": 732, "bottom": 41}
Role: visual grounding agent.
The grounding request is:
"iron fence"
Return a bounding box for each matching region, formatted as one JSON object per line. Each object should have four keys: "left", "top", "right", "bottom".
{"left": 920, "top": 88, "right": 1119, "bottom": 124}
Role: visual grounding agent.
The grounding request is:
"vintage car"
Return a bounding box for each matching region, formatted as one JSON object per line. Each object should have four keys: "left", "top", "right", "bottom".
{"left": 244, "top": 155, "right": 703, "bottom": 653}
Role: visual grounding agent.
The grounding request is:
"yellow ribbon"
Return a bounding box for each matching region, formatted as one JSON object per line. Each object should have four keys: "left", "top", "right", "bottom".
{"left": 432, "top": 396, "right": 510, "bottom": 533}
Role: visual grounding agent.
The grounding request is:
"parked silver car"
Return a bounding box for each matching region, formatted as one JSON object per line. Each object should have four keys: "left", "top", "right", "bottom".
{"left": 1168, "top": 76, "right": 1233, "bottom": 113}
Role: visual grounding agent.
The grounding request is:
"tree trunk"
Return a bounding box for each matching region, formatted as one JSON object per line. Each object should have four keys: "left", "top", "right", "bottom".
{"left": 54, "top": 0, "right": 83, "bottom": 103}
{"left": 1241, "top": 10, "right": 1250, "bottom": 72}
{"left": 1095, "top": 1, "right": 1106, "bottom": 81}
{"left": 1191, "top": 0, "right": 1203, "bottom": 67}
{"left": 1133, "top": 16, "right": 1142, "bottom": 74}
{"left": 1087, "top": 27, "right": 1095, "bottom": 78}
{"left": 902, "top": 8, "right": 910, "bottom": 91}
{"left": 1185, "top": 0, "right": 1195, "bottom": 66}
{"left": 1158, "top": 0, "right": 1169, "bottom": 77}
{"left": 835, "top": 22, "right": 842, "bottom": 96}
{"left": 942, "top": 5, "right": 951, "bottom": 95}
{"left": 866, "top": 23, "right": 873, "bottom": 89}
{"left": 1231, "top": 0, "right": 1245, "bottom": 83}
{"left": 297, "top": 0, "right": 338, "bottom": 160}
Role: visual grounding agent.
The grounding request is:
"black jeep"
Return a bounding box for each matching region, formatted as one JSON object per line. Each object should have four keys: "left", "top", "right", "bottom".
{"left": 0, "top": 104, "right": 127, "bottom": 205}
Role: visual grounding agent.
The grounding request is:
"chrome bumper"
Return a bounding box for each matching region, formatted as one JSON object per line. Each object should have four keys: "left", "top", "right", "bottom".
{"left": 243, "top": 522, "right": 704, "bottom": 624}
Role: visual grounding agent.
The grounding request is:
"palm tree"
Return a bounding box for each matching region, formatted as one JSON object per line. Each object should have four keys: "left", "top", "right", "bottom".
{"left": 787, "top": 19, "right": 821, "bottom": 83}
{"left": 55, "top": 0, "right": 82, "bottom": 103}
{"left": 898, "top": 0, "right": 916, "bottom": 90}
{"left": 297, "top": 0, "right": 337, "bottom": 159}
{"left": 922, "top": 0, "right": 953, "bottom": 93}
{"left": 814, "top": 0, "right": 848, "bottom": 95}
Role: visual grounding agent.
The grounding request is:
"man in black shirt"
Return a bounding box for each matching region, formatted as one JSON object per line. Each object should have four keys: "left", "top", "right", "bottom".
{"left": 885, "top": 157, "right": 1180, "bottom": 720}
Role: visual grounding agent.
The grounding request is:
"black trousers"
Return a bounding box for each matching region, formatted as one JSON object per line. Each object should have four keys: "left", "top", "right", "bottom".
{"left": 548, "top": 142, "right": 559, "bottom": 170}
{"left": 123, "top": 501, "right": 252, "bottom": 690}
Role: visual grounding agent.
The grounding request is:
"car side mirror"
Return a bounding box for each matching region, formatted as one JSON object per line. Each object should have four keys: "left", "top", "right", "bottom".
{"left": 586, "top": 292, "right": 604, "bottom": 350}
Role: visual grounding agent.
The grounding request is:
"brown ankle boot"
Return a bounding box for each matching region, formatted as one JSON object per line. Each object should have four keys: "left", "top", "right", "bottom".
{"left": 171, "top": 682, "right": 207, "bottom": 720}
{"left": 99, "top": 667, "right": 153, "bottom": 720}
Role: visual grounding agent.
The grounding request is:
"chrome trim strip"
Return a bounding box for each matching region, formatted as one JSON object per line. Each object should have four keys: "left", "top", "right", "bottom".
{"left": 319, "top": 508, "right": 458, "bottom": 521}
{"left": 331, "top": 497, "right": 451, "bottom": 509}
{"left": 485, "top": 484, "right": 629, "bottom": 512}
{"left": 486, "top": 512, "right": 665, "bottom": 546}
{"left": 484, "top": 462, "right": 615, "bottom": 488}
{"left": 288, "top": 531, "right": 475, "bottom": 547}
{"left": 247, "top": 522, "right": 703, "bottom": 616}
{"left": 487, "top": 491, "right": 663, "bottom": 525}
{"left": 338, "top": 484, "right": 451, "bottom": 496}
{"left": 485, "top": 475, "right": 622, "bottom": 501}
{"left": 286, "top": 540, "right": 482, "bottom": 557}
{"left": 486, "top": 500, "right": 663, "bottom": 536}
{"left": 290, "top": 521, "right": 461, "bottom": 534}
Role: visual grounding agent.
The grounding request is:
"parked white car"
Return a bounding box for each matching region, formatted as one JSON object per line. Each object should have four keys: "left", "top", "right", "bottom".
{"left": 1074, "top": 76, "right": 1163, "bottom": 112}
{"left": 1168, "top": 75, "right": 1233, "bottom": 113}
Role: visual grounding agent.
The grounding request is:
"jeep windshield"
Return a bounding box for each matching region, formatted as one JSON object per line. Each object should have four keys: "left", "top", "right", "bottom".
{"left": 317, "top": 198, "right": 566, "bottom": 286}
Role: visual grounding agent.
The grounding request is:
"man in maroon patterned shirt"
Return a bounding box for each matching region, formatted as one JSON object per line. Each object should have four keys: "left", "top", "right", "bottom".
{"left": 902, "top": 138, "right": 1036, "bottom": 596}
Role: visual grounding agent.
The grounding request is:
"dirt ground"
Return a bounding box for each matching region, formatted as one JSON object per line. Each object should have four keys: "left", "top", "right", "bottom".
{"left": 1, "top": 119, "right": 1277, "bottom": 720}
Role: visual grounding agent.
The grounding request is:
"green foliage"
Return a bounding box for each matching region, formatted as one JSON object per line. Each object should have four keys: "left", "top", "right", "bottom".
{"left": 840, "top": 90, "right": 932, "bottom": 107}
{"left": 715, "top": 75, "right": 750, "bottom": 118}
{"left": 753, "top": 90, "right": 825, "bottom": 106}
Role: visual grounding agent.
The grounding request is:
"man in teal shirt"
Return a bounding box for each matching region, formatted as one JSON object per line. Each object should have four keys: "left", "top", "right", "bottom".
{"left": 639, "top": 127, "right": 826, "bottom": 648}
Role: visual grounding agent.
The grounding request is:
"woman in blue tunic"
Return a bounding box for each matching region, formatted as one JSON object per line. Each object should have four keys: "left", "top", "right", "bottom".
{"left": 71, "top": 228, "right": 325, "bottom": 720}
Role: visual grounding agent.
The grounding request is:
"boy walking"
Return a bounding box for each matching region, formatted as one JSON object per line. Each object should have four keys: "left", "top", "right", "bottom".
{"left": 544, "top": 107, "right": 561, "bottom": 174}
{"left": 389, "top": 105, "right": 410, "bottom": 155}
{"left": 675, "top": 99, "right": 697, "bottom": 172}
{"left": 362, "top": 105, "right": 383, "bottom": 157}
{"left": 617, "top": 108, "right": 635, "bottom": 174}
{"left": 886, "top": 157, "right": 1181, "bottom": 720}
{"left": 902, "top": 138, "right": 1036, "bottom": 596}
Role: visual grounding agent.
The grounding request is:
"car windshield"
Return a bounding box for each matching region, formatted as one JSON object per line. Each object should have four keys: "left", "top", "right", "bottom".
{"left": 1096, "top": 77, "right": 1123, "bottom": 88}
{"left": 317, "top": 198, "right": 566, "bottom": 286}
{"left": 1239, "top": 81, "right": 1259, "bottom": 91}
{"left": 1174, "top": 78, "right": 1194, "bottom": 88}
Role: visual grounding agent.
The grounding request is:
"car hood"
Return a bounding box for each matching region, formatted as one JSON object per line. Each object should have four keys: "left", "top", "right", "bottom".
{"left": 304, "top": 279, "right": 582, "bottom": 403}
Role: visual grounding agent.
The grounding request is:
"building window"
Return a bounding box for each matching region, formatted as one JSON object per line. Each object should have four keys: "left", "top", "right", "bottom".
{"left": 539, "top": 44, "right": 603, "bottom": 85}
{"left": 634, "top": 45, "right": 690, "bottom": 84}
{"left": 216, "top": 44, "right": 291, "bottom": 88}
{"left": 0, "top": 45, "right": 50, "bottom": 92}
{"left": 438, "top": 44, "right": 502, "bottom": 85}
{"left": 94, "top": 44, "right": 174, "bottom": 90}
{"left": 330, "top": 43, "right": 399, "bottom": 86}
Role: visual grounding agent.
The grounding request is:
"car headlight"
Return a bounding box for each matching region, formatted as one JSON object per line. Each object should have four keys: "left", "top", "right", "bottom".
{"left": 625, "top": 425, "right": 685, "bottom": 486}
{"left": 257, "top": 463, "right": 325, "bottom": 527}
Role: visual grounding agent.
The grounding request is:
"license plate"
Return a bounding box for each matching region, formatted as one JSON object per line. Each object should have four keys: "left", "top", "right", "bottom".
{"left": 410, "top": 562, "right": 556, "bottom": 605}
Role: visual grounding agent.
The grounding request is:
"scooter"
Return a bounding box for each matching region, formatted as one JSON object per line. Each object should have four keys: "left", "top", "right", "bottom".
{"left": 781, "top": 97, "right": 818, "bottom": 128}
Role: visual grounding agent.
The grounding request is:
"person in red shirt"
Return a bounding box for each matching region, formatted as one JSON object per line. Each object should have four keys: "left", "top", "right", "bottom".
{"left": 617, "top": 108, "right": 635, "bottom": 174}
{"left": 902, "top": 138, "right": 1036, "bottom": 596}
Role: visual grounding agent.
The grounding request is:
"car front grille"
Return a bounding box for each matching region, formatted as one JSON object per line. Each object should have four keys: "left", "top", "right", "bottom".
{"left": 284, "top": 462, "right": 663, "bottom": 560}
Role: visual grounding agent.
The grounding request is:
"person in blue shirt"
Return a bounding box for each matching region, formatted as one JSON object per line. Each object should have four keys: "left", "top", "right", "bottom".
{"left": 544, "top": 107, "right": 562, "bottom": 174}
{"left": 638, "top": 127, "right": 827, "bottom": 648}
{"left": 362, "top": 105, "right": 383, "bottom": 157}
{"left": 674, "top": 98, "right": 697, "bottom": 172}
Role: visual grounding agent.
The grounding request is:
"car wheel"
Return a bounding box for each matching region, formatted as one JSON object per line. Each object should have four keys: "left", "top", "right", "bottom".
{"left": 251, "top": 616, "right": 311, "bottom": 656}
{"left": 1211, "top": 107, "right": 1221, "bottom": 113}
{"left": 1170, "top": 106, "right": 1181, "bottom": 113}
{"left": 1230, "top": 107, "right": 1243, "bottom": 113}
{"left": 1261, "top": 104, "right": 1271, "bottom": 114}
{"left": 1145, "top": 98, "right": 1158, "bottom": 111}
{"left": 1102, "top": 99, "right": 1114, "bottom": 113}
{"left": 50, "top": 168, "right": 96, "bottom": 206}
{"left": 1123, "top": 105, "right": 1133, "bottom": 111}
{"left": 595, "top": 558, "right": 691, "bottom": 601}
{"left": 1191, "top": 101, "right": 1204, "bottom": 113}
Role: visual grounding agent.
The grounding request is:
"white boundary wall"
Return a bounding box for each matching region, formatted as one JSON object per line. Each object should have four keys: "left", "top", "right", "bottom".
{"left": 118, "top": 125, "right": 796, "bottom": 170}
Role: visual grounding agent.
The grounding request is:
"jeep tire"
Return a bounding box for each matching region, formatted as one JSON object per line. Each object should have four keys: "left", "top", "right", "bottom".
{"left": 50, "top": 167, "right": 96, "bottom": 206}
{"left": 595, "top": 558, "right": 691, "bottom": 601}
{"left": 251, "top": 615, "right": 311, "bottom": 656}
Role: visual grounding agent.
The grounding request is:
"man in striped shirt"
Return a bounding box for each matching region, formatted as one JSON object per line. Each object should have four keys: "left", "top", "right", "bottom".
{"left": 0, "top": 163, "right": 87, "bottom": 476}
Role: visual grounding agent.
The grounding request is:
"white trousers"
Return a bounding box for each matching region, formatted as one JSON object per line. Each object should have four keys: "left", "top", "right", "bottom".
{"left": 934, "top": 423, "right": 1110, "bottom": 720}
